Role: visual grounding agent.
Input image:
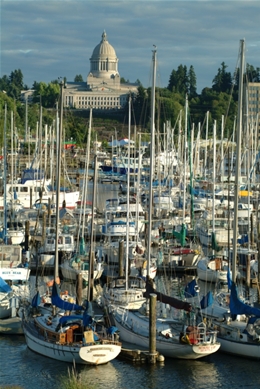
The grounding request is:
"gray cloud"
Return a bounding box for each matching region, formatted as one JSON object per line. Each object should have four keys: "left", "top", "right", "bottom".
{"left": 1, "top": 1, "right": 259, "bottom": 92}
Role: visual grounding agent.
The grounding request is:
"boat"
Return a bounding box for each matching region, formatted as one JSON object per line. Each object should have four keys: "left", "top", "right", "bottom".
{"left": 108, "top": 49, "right": 220, "bottom": 359}
{"left": 110, "top": 278, "right": 220, "bottom": 359}
{"left": 0, "top": 177, "right": 80, "bottom": 210}
{"left": 0, "top": 260, "right": 30, "bottom": 334}
{"left": 60, "top": 254, "right": 104, "bottom": 283}
{"left": 196, "top": 254, "right": 232, "bottom": 283}
{"left": 22, "top": 81, "right": 122, "bottom": 365}
{"left": 201, "top": 40, "right": 260, "bottom": 359}
{"left": 22, "top": 282, "right": 122, "bottom": 364}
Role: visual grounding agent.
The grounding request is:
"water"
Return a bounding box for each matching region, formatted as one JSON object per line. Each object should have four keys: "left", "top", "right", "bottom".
{"left": 1, "top": 333, "right": 260, "bottom": 389}
{"left": 1, "top": 274, "right": 260, "bottom": 389}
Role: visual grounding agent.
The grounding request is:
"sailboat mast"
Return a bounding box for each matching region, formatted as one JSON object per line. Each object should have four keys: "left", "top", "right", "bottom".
{"left": 232, "top": 39, "right": 245, "bottom": 283}
{"left": 3, "top": 104, "right": 7, "bottom": 244}
{"left": 147, "top": 47, "right": 157, "bottom": 276}
{"left": 54, "top": 80, "right": 64, "bottom": 280}
{"left": 125, "top": 94, "right": 131, "bottom": 290}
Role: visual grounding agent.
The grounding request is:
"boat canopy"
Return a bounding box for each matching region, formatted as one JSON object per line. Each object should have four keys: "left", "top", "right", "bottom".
{"left": 0, "top": 277, "right": 12, "bottom": 293}
{"left": 230, "top": 282, "right": 260, "bottom": 318}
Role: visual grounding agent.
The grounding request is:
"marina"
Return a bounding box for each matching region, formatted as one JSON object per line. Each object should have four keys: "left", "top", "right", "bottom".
{"left": 0, "top": 37, "right": 260, "bottom": 389}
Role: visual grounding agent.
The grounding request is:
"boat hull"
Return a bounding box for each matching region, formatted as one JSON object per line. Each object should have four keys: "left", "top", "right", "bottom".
{"left": 111, "top": 308, "right": 220, "bottom": 360}
{"left": 22, "top": 319, "right": 121, "bottom": 365}
{"left": 0, "top": 316, "right": 23, "bottom": 335}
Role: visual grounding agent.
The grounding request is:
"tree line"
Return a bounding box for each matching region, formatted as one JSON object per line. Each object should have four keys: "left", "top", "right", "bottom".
{"left": 0, "top": 63, "right": 259, "bottom": 147}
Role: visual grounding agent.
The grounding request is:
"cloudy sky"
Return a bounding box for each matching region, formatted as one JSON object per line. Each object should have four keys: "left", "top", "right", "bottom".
{"left": 1, "top": 0, "right": 259, "bottom": 93}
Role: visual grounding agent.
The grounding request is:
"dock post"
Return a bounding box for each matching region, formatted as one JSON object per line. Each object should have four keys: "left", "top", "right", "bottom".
{"left": 24, "top": 220, "right": 30, "bottom": 251}
{"left": 48, "top": 198, "right": 51, "bottom": 227}
{"left": 30, "top": 187, "right": 33, "bottom": 209}
{"left": 250, "top": 213, "right": 254, "bottom": 246}
{"left": 41, "top": 212, "right": 46, "bottom": 244}
{"left": 76, "top": 273, "right": 83, "bottom": 306}
{"left": 149, "top": 293, "right": 157, "bottom": 364}
{"left": 119, "top": 239, "right": 124, "bottom": 277}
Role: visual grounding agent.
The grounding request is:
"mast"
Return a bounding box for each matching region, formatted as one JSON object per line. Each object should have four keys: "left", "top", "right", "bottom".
{"left": 3, "top": 104, "right": 7, "bottom": 244}
{"left": 87, "top": 153, "right": 98, "bottom": 303}
{"left": 125, "top": 94, "right": 131, "bottom": 290}
{"left": 54, "top": 80, "right": 64, "bottom": 281}
{"left": 147, "top": 47, "right": 156, "bottom": 277}
{"left": 232, "top": 39, "right": 245, "bottom": 283}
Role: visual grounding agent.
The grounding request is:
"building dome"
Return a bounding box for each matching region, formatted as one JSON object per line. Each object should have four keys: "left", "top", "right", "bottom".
{"left": 91, "top": 31, "right": 117, "bottom": 60}
{"left": 88, "top": 31, "right": 119, "bottom": 81}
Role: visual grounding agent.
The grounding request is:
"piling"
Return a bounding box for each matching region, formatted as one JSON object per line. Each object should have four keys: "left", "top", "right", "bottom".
{"left": 48, "top": 198, "right": 52, "bottom": 227}
{"left": 30, "top": 187, "right": 33, "bottom": 209}
{"left": 149, "top": 293, "right": 158, "bottom": 364}
{"left": 42, "top": 212, "right": 46, "bottom": 245}
{"left": 118, "top": 239, "right": 124, "bottom": 277}
{"left": 76, "top": 273, "right": 83, "bottom": 306}
{"left": 24, "top": 220, "right": 30, "bottom": 251}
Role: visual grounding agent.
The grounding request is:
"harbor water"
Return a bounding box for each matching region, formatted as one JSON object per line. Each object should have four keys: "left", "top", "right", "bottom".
{"left": 1, "top": 332, "right": 260, "bottom": 389}
{"left": 1, "top": 273, "right": 260, "bottom": 389}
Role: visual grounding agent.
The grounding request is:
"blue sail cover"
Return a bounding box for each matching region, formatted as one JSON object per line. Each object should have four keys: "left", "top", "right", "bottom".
{"left": 229, "top": 282, "right": 260, "bottom": 317}
{"left": 51, "top": 282, "right": 84, "bottom": 312}
{"left": 0, "top": 277, "right": 12, "bottom": 293}
{"left": 200, "top": 291, "right": 214, "bottom": 309}
{"left": 184, "top": 279, "right": 198, "bottom": 298}
{"left": 31, "top": 291, "right": 41, "bottom": 307}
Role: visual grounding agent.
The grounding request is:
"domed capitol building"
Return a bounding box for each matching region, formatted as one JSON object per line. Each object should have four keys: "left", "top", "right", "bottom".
{"left": 64, "top": 31, "right": 139, "bottom": 110}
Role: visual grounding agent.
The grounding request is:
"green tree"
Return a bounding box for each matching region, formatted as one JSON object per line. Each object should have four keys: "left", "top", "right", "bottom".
{"left": 74, "top": 74, "right": 84, "bottom": 82}
{"left": 167, "top": 65, "right": 189, "bottom": 95}
{"left": 246, "top": 63, "right": 260, "bottom": 82}
{"left": 188, "top": 65, "right": 197, "bottom": 97}
{"left": 212, "top": 62, "right": 232, "bottom": 93}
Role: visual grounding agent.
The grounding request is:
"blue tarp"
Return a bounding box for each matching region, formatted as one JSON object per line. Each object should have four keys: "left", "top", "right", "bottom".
{"left": 31, "top": 291, "right": 41, "bottom": 308}
{"left": 51, "top": 282, "right": 84, "bottom": 312}
{"left": 229, "top": 282, "right": 260, "bottom": 318}
{"left": 0, "top": 277, "right": 12, "bottom": 293}
{"left": 184, "top": 279, "right": 198, "bottom": 298}
{"left": 200, "top": 291, "right": 214, "bottom": 309}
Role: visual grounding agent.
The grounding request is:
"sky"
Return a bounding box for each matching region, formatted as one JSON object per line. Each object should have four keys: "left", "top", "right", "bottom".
{"left": 1, "top": 0, "right": 260, "bottom": 94}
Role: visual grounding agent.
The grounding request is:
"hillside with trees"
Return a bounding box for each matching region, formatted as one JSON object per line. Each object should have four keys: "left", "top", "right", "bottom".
{"left": 0, "top": 63, "right": 259, "bottom": 149}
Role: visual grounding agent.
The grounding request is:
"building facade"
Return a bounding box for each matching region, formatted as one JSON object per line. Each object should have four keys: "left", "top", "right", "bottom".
{"left": 64, "top": 31, "right": 138, "bottom": 110}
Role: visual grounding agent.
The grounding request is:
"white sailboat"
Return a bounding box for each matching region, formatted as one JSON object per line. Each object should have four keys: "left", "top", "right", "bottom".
{"left": 22, "top": 81, "right": 121, "bottom": 365}
{"left": 109, "top": 48, "right": 220, "bottom": 359}
{"left": 202, "top": 40, "right": 260, "bottom": 359}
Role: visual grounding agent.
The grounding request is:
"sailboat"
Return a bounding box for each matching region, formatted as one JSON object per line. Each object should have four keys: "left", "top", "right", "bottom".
{"left": 108, "top": 48, "right": 220, "bottom": 359}
{"left": 196, "top": 121, "right": 233, "bottom": 283}
{"left": 22, "top": 81, "right": 121, "bottom": 365}
{"left": 201, "top": 40, "right": 260, "bottom": 359}
{"left": 101, "top": 95, "right": 149, "bottom": 310}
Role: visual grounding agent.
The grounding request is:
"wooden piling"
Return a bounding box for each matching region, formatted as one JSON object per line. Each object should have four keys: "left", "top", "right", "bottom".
{"left": 149, "top": 293, "right": 157, "bottom": 364}
{"left": 30, "top": 187, "right": 33, "bottom": 209}
{"left": 119, "top": 239, "right": 124, "bottom": 277}
{"left": 42, "top": 212, "right": 46, "bottom": 244}
{"left": 250, "top": 212, "right": 254, "bottom": 246}
{"left": 48, "top": 198, "right": 51, "bottom": 227}
{"left": 76, "top": 273, "right": 83, "bottom": 306}
{"left": 24, "top": 220, "right": 30, "bottom": 251}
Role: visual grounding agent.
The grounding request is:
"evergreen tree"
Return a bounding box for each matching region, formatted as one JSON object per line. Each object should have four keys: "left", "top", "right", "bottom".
{"left": 74, "top": 74, "right": 84, "bottom": 82}
{"left": 188, "top": 65, "right": 197, "bottom": 97}
{"left": 212, "top": 62, "right": 232, "bottom": 93}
